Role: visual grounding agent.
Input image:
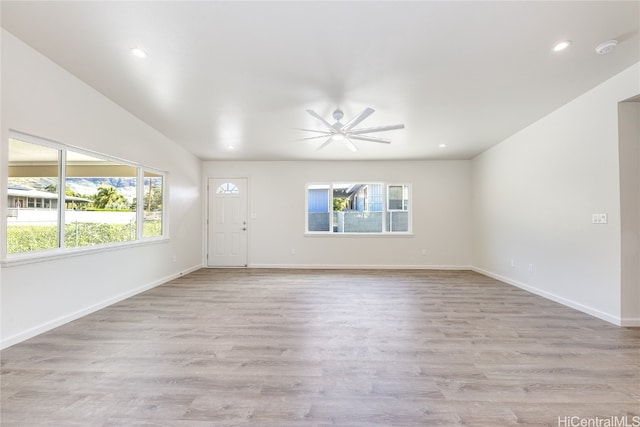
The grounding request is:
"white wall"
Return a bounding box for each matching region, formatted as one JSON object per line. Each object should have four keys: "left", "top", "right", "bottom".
{"left": 618, "top": 100, "right": 640, "bottom": 323}
{"left": 202, "top": 160, "right": 471, "bottom": 269}
{"left": 0, "top": 30, "right": 203, "bottom": 348}
{"left": 471, "top": 63, "right": 640, "bottom": 325}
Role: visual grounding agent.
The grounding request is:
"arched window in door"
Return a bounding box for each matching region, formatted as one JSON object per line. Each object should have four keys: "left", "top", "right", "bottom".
{"left": 216, "top": 182, "right": 239, "bottom": 194}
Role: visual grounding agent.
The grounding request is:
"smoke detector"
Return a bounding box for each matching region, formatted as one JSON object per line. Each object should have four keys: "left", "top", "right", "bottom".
{"left": 595, "top": 40, "right": 618, "bottom": 55}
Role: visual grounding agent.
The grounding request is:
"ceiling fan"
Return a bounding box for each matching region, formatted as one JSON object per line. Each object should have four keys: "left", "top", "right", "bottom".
{"left": 297, "top": 107, "right": 405, "bottom": 152}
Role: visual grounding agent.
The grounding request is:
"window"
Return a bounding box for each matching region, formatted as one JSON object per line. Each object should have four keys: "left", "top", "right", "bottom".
{"left": 6, "top": 132, "right": 167, "bottom": 257}
{"left": 65, "top": 151, "right": 137, "bottom": 248}
{"left": 7, "top": 139, "right": 61, "bottom": 253}
{"left": 306, "top": 182, "right": 411, "bottom": 234}
{"left": 142, "top": 171, "right": 163, "bottom": 237}
{"left": 216, "top": 182, "right": 239, "bottom": 194}
{"left": 387, "top": 184, "right": 409, "bottom": 232}
{"left": 307, "top": 184, "right": 331, "bottom": 231}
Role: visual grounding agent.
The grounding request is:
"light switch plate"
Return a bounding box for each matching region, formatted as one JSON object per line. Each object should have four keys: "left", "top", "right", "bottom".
{"left": 592, "top": 213, "right": 608, "bottom": 224}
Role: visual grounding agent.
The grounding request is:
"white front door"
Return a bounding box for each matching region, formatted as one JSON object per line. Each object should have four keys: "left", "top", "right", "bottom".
{"left": 207, "top": 178, "right": 248, "bottom": 267}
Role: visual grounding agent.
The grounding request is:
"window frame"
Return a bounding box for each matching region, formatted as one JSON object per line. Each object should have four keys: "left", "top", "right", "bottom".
{"left": 305, "top": 182, "right": 412, "bottom": 235}
{"left": 3, "top": 131, "right": 168, "bottom": 264}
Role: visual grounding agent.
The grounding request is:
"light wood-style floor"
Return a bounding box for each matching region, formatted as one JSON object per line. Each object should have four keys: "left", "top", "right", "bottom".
{"left": 1, "top": 269, "right": 639, "bottom": 426}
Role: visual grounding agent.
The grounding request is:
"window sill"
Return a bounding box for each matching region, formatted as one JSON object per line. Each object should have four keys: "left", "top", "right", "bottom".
{"left": 1, "top": 237, "right": 169, "bottom": 268}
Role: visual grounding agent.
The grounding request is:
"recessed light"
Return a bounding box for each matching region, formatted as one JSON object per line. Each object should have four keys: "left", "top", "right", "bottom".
{"left": 553, "top": 40, "right": 571, "bottom": 52}
{"left": 227, "top": 145, "right": 235, "bottom": 150}
{"left": 439, "top": 143, "right": 447, "bottom": 148}
{"left": 130, "top": 47, "right": 148, "bottom": 58}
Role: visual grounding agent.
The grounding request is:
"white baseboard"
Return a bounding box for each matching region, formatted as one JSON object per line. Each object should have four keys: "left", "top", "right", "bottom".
{"left": 472, "top": 267, "right": 623, "bottom": 326}
{"left": 620, "top": 318, "right": 640, "bottom": 327}
{"left": 0, "top": 264, "right": 203, "bottom": 350}
{"left": 247, "top": 263, "right": 473, "bottom": 270}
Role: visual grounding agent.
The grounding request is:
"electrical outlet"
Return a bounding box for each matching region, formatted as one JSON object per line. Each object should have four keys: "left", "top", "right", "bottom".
{"left": 421, "top": 249, "right": 427, "bottom": 256}
{"left": 528, "top": 263, "right": 534, "bottom": 272}
{"left": 510, "top": 259, "right": 515, "bottom": 268}
{"left": 291, "top": 248, "right": 296, "bottom": 255}
{"left": 592, "top": 213, "right": 608, "bottom": 224}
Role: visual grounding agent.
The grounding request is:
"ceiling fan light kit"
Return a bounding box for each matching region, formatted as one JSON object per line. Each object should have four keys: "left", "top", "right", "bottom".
{"left": 298, "top": 107, "right": 405, "bottom": 152}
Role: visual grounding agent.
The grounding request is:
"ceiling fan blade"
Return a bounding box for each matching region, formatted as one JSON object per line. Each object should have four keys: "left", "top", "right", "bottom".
{"left": 349, "top": 135, "right": 392, "bottom": 144}
{"left": 297, "top": 134, "right": 334, "bottom": 141}
{"left": 348, "top": 124, "right": 405, "bottom": 135}
{"left": 306, "top": 110, "right": 335, "bottom": 130}
{"left": 293, "top": 128, "right": 333, "bottom": 135}
{"left": 341, "top": 107, "right": 375, "bottom": 131}
{"left": 316, "top": 137, "right": 334, "bottom": 151}
{"left": 344, "top": 139, "right": 358, "bottom": 152}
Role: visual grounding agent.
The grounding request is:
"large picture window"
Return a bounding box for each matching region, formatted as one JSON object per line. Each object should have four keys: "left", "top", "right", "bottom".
{"left": 6, "top": 132, "right": 167, "bottom": 257}
{"left": 306, "top": 182, "right": 411, "bottom": 234}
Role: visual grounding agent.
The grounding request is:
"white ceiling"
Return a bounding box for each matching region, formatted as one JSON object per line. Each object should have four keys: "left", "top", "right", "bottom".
{"left": 2, "top": 1, "right": 639, "bottom": 161}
